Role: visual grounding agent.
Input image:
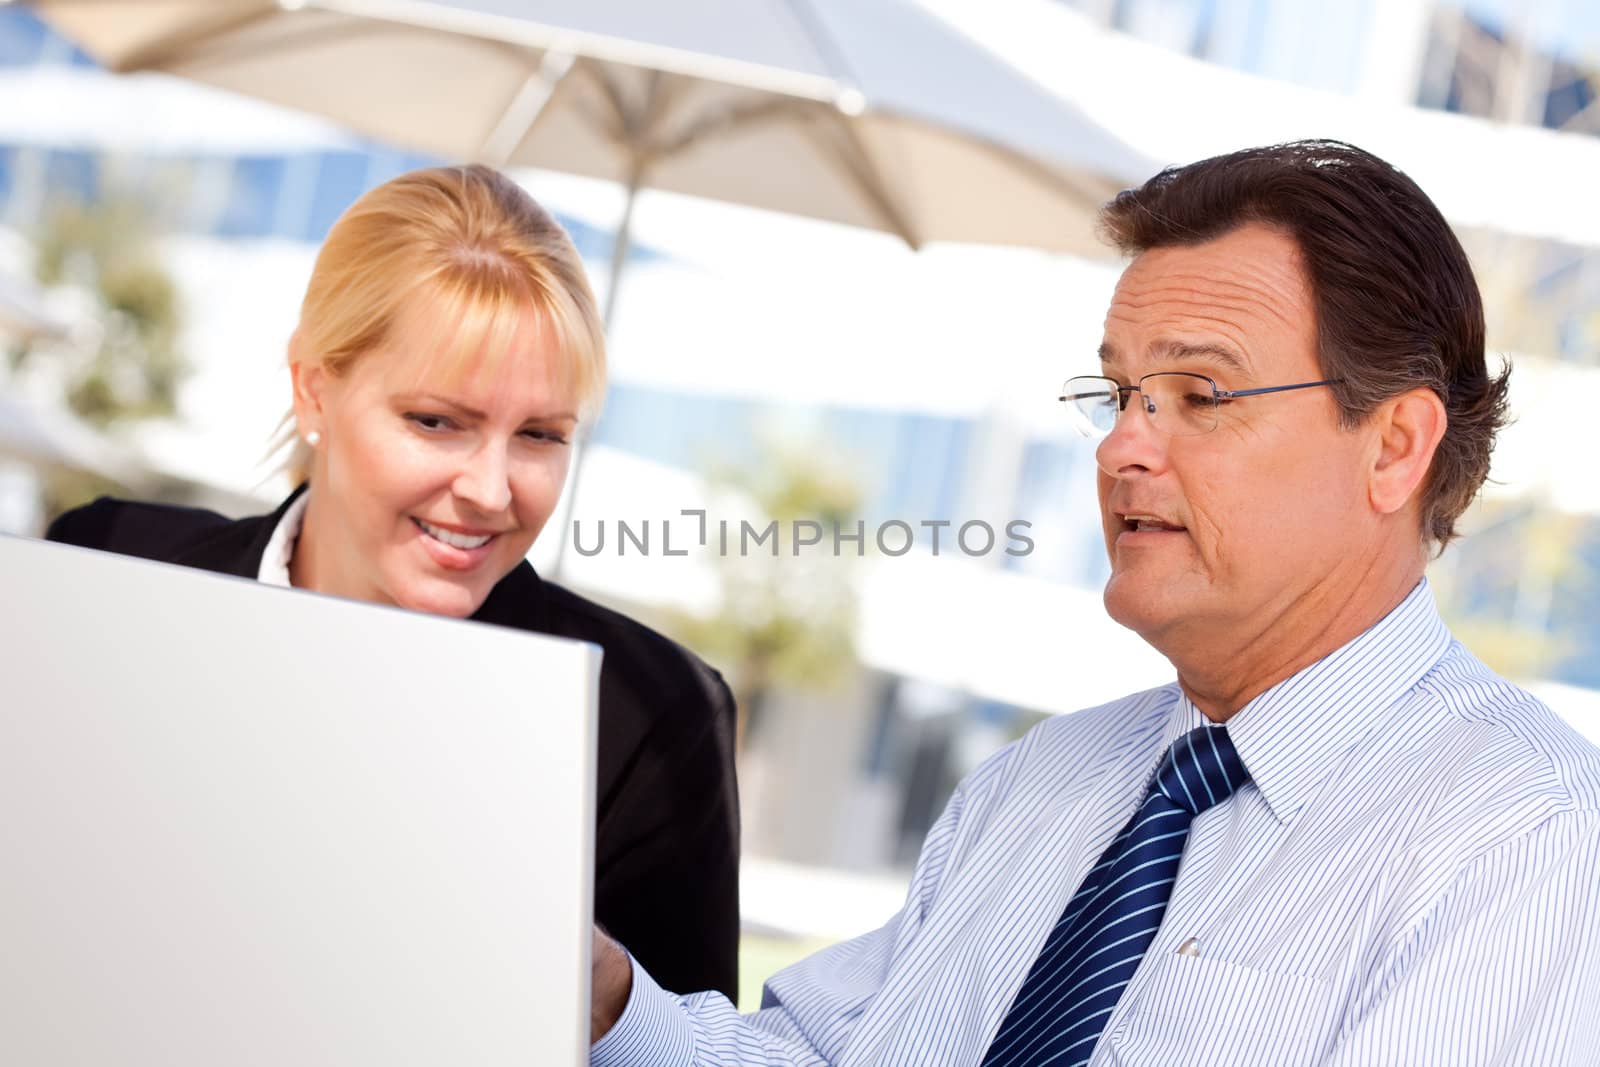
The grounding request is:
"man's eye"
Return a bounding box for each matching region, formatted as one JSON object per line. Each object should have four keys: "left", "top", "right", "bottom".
{"left": 404, "top": 413, "right": 456, "bottom": 432}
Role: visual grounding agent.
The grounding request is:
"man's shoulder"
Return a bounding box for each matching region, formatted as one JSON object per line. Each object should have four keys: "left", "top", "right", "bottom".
{"left": 45, "top": 496, "right": 237, "bottom": 563}
{"left": 1382, "top": 642, "right": 1600, "bottom": 885}
{"left": 1417, "top": 642, "right": 1600, "bottom": 816}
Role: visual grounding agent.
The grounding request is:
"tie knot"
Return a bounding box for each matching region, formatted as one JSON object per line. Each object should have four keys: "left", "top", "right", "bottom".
{"left": 1155, "top": 726, "right": 1248, "bottom": 816}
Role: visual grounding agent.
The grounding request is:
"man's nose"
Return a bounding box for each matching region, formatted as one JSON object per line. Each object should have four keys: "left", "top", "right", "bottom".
{"left": 1095, "top": 391, "right": 1168, "bottom": 477}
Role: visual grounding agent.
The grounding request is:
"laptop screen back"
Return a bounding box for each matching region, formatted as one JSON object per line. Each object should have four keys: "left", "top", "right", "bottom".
{"left": 0, "top": 535, "right": 599, "bottom": 1067}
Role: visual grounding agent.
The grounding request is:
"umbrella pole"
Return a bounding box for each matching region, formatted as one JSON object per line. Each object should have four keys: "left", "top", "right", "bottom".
{"left": 602, "top": 169, "right": 642, "bottom": 328}
{"left": 548, "top": 171, "right": 641, "bottom": 581}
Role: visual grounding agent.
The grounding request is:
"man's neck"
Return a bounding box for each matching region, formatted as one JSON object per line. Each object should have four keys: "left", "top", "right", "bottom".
{"left": 1172, "top": 561, "right": 1425, "bottom": 723}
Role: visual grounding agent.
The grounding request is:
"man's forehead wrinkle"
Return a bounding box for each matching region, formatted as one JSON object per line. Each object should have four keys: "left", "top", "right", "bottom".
{"left": 1114, "top": 270, "right": 1304, "bottom": 321}
{"left": 1107, "top": 269, "right": 1309, "bottom": 348}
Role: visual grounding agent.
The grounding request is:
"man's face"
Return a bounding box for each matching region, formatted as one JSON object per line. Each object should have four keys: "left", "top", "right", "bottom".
{"left": 1095, "top": 224, "right": 1375, "bottom": 654}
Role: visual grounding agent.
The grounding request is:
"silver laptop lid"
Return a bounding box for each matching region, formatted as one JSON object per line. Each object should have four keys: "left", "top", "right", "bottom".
{"left": 0, "top": 534, "right": 599, "bottom": 1067}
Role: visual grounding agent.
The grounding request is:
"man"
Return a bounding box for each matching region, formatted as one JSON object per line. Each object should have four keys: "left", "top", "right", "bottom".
{"left": 589, "top": 141, "right": 1600, "bottom": 1065}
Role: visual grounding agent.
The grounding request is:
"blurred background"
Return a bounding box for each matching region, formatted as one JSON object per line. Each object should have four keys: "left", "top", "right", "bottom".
{"left": 3, "top": 0, "right": 1597, "bottom": 1008}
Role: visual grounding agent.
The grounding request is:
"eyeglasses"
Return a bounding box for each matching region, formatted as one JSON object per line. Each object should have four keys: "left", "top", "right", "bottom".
{"left": 1058, "top": 372, "right": 1342, "bottom": 438}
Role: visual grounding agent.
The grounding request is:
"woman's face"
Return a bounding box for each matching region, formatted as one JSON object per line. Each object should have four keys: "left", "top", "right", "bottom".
{"left": 291, "top": 297, "right": 580, "bottom": 618}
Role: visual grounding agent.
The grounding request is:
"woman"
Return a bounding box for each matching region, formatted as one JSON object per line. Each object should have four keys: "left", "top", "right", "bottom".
{"left": 46, "top": 164, "right": 739, "bottom": 999}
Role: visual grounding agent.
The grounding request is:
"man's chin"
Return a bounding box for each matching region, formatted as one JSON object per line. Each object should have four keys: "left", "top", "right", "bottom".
{"left": 1102, "top": 573, "right": 1183, "bottom": 641}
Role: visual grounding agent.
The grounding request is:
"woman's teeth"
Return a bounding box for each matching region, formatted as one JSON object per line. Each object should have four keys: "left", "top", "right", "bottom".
{"left": 416, "top": 519, "right": 492, "bottom": 550}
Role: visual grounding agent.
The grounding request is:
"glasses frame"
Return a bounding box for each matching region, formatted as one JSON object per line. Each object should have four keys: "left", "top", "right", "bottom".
{"left": 1058, "top": 372, "right": 1343, "bottom": 437}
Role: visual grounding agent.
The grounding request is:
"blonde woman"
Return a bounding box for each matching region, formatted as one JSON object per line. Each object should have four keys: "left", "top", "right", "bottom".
{"left": 46, "top": 165, "right": 740, "bottom": 998}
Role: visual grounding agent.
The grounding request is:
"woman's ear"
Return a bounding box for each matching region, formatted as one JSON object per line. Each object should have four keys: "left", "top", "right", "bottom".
{"left": 288, "top": 333, "right": 327, "bottom": 440}
{"left": 1369, "top": 386, "right": 1448, "bottom": 517}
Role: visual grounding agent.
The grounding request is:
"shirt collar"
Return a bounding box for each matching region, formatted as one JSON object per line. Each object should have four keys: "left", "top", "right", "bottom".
{"left": 1161, "top": 578, "right": 1453, "bottom": 825}
{"left": 256, "top": 488, "right": 310, "bottom": 588}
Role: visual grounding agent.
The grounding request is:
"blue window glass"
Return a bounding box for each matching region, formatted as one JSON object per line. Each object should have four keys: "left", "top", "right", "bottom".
{"left": 305, "top": 150, "right": 370, "bottom": 241}
{"left": 0, "top": 146, "right": 15, "bottom": 212}
{"left": 217, "top": 156, "right": 286, "bottom": 238}
{"left": 0, "top": 9, "right": 47, "bottom": 68}
{"left": 591, "top": 384, "right": 748, "bottom": 472}
{"left": 43, "top": 149, "right": 97, "bottom": 205}
{"left": 1006, "top": 437, "right": 1105, "bottom": 584}
{"left": 64, "top": 39, "right": 98, "bottom": 68}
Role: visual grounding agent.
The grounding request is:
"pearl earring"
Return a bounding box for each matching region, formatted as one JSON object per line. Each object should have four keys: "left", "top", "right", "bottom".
{"left": 305, "top": 430, "right": 322, "bottom": 447}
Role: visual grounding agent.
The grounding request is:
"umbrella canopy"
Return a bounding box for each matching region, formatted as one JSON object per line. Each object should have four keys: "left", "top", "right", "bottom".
{"left": 29, "top": 0, "right": 1156, "bottom": 260}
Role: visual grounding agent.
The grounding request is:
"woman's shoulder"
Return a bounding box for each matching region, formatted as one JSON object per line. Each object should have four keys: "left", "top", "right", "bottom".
{"left": 482, "top": 568, "right": 733, "bottom": 722}
{"left": 45, "top": 496, "right": 236, "bottom": 562}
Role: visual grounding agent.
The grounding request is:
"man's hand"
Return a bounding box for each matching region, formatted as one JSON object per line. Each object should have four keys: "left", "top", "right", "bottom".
{"left": 591, "top": 925, "right": 633, "bottom": 1044}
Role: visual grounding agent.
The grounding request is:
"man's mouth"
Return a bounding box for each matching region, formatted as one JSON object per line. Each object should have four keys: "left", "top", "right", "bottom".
{"left": 1120, "top": 514, "right": 1186, "bottom": 533}
{"left": 413, "top": 518, "right": 495, "bottom": 550}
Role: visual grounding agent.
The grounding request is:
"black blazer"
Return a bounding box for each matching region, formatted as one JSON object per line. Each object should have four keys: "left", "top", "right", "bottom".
{"left": 47, "top": 487, "right": 740, "bottom": 999}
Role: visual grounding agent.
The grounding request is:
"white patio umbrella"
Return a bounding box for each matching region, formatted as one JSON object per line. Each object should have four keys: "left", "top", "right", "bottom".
{"left": 29, "top": 0, "right": 1158, "bottom": 323}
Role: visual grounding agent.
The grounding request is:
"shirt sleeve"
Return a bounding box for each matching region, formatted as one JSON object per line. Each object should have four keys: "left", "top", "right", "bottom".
{"left": 590, "top": 757, "right": 994, "bottom": 1066}
{"left": 1323, "top": 810, "right": 1600, "bottom": 1065}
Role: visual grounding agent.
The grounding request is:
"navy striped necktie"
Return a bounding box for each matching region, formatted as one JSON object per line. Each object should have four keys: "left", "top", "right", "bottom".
{"left": 981, "top": 726, "right": 1249, "bottom": 1067}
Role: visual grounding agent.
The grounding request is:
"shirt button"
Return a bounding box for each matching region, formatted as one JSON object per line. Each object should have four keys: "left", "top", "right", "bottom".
{"left": 1175, "top": 937, "right": 1201, "bottom": 958}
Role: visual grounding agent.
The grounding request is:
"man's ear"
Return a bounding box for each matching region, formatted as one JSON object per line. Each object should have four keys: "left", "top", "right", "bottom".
{"left": 1369, "top": 387, "right": 1448, "bottom": 517}
{"left": 288, "top": 333, "right": 328, "bottom": 438}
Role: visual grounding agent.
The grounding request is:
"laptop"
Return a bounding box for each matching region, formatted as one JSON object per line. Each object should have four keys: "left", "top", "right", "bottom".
{"left": 0, "top": 534, "right": 600, "bottom": 1066}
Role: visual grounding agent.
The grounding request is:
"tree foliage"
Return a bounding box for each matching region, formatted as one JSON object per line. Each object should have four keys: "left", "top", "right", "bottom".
{"left": 28, "top": 193, "right": 184, "bottom": 427}
{"left": 669, "top": 437, "right": 863, "bottom": 752}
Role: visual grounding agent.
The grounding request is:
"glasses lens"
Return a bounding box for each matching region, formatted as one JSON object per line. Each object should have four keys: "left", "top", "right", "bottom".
{"left": 1062, "top": 377, "right": 1118, "bottom": 438}
{"left": 1142, "top": 373, "right": 1218, "bottom": 436}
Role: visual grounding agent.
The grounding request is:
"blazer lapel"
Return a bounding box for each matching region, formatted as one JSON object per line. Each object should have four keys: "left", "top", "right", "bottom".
{"left": 170, "top": 485, "right": 307, "bottom": 580}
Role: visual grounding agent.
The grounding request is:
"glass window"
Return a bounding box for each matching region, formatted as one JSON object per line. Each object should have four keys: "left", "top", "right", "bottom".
{"left": 43, "top": 149, "right": 98, "bottom": 206}
{"left": 305, "top": 150, "right": 370, "bottom": 241}
{"left": 216, "top": 156, "right": 286, "bottom": 239}
{"left": 1006, "top": 438, "right": 1108, "bottom": 584}
{"left": 0, "top": 146, "right": 16, "bottom": 213}
{"left": 0, "top": 8, "right": 48, "bottom": 68}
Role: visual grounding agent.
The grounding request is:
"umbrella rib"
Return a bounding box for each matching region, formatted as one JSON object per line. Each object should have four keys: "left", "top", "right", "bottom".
{"left": 776, "top": 0, "right": 861, "bottom": 89}
{"left": 808, "top": 110, "right": 921, "bottom": 249}
{"left": 653, "top": 96, "right": 812, "bottom": 160}
{"left": 588, "top": 67, "right": 685, "bottom": 168}
{"left": 478, "top": 50, "right": 578, "bottom": 166}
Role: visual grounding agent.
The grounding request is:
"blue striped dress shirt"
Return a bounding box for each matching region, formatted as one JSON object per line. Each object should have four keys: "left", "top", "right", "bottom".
{"left": 591, "top": 580, "right": 1600, "bottom": 1065}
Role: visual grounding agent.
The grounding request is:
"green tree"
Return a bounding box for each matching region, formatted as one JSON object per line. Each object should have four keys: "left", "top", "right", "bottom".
{"left": 14, "top": 189, "right": 186, "bottom": 516}
{"left": 1431, "top": 499, "right": 1591, "bottom": 679}
{"left": 670, "top": 438, "right": 863, "bottom": 752}
{"left": 27, "top": 193, "right": 184, "bottom": 427}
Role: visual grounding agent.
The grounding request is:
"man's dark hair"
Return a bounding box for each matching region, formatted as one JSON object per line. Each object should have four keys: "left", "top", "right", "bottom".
{"left": 1099, "top": 139, "right": 1510, "bottom": 548}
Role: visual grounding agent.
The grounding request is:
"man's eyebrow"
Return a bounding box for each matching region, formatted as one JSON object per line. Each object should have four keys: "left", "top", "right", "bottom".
{"left": 1152, "top": 340, "right": 1249, "bottom": 373}
{"left": 1097, "top": 341, "right": 1249, "bottom": 374}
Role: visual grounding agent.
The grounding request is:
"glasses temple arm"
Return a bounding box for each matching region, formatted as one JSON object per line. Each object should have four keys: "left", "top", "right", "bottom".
{"left": 1216, "top": 379, "right": 1342, "bottom": 399}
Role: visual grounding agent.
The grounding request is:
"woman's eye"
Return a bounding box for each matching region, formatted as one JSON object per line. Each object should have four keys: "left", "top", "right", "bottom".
{"left": 521, "top": 428, "right": 569, "bottom": 445}
{"left": 404, "top": 413, "right": 456, "bottom": 432}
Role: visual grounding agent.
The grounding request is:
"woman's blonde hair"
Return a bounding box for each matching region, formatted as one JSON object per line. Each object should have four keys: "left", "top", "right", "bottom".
{"left": 278, "top": 163, "right": 606, "bottom": 483}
